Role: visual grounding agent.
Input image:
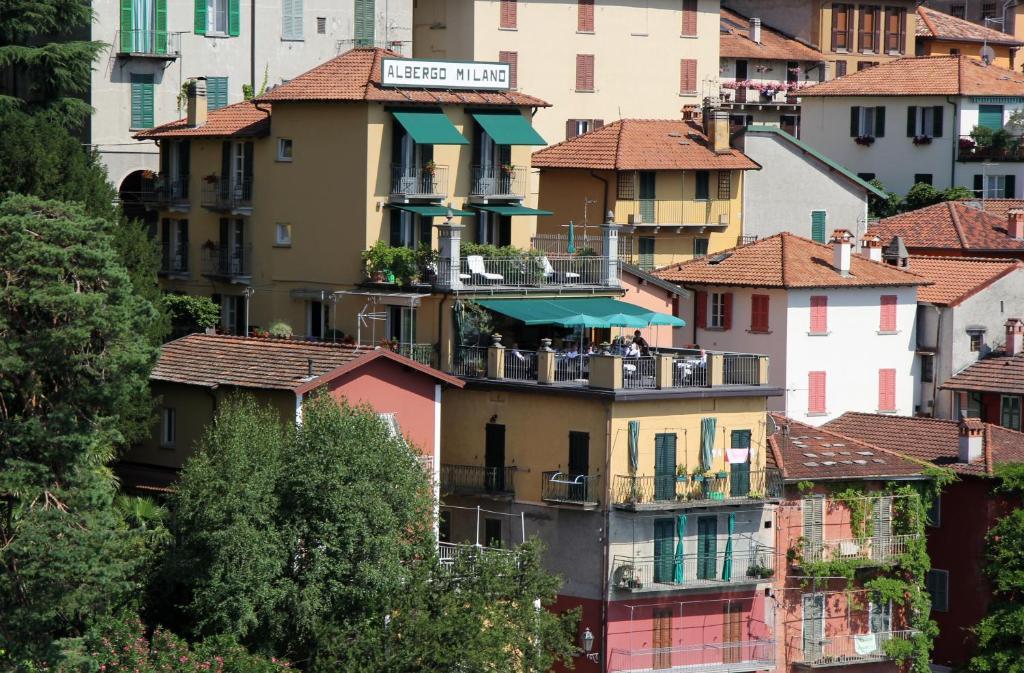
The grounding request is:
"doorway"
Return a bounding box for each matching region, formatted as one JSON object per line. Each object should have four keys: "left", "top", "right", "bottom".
{"left": 485, "top": 423, "right": 506, "bottom": 491}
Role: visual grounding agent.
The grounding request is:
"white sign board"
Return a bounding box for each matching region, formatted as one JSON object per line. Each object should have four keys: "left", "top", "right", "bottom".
{"left": 380, "top": 58, "right": 510, "bottom": 91}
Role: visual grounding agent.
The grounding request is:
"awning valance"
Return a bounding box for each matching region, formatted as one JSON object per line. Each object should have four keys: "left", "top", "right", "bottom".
{"left": 392, "top": 109, "right": 468, "bottom": 145}
{"left": 472, "top": 204, "right": 553, "bottom": 216}
{"left": 387, "top": 204, "right": 475, "bottom": 217}
{"left": 475, "top": 297, "right": 685, "bottom": 328}
{"left": 471, "top": 112, "right": 547, "bottom": 145}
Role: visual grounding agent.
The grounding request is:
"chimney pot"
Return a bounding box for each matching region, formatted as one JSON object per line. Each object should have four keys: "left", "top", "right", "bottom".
{"left": 1006, "top": 318, "right": 1024, "bottom": 355}
{"left": 702, "top": 100, "right": 732, "bottom": 154}
{"left": 860, "top": 235, "right": 883, "bottom": 262}
{"left": 186, "top": 78, "right": 208, "bottom": 128}
{"left": 307, "top": 358, "right": 314, "bottom": 377}
{"left": 830, "top": 229, "right": 853, "bottom": 276}
{"left": 1008, "top": 209, "right": 1024, "bottom": 240}
{"left": 958, "top": 417, "right": 985, "bottom": 463}
{"left": 750, "top": 17, "right": 762, "bottom": 44}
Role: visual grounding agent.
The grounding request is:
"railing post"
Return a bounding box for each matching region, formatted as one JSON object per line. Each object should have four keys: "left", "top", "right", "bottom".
{"left": 537, "top": 338, "right": 556, "bottom": 384}
{"left": 758, "top": 355, "right": 770, "bottom": 385}
{"left": 589, "top": 345, "right": 622, "bottom": 390}
{"left": 487, "top": 333, "right": 505, "bottom": 379}
{"left": 436, "top": 217, "right": 463, "bottom": 291}
{"left": 708, "top": 353, "right": 724, "bottom": 386}
{"left": 655, "top": 354, "right": 674, "bottom": 388}
{"left": 601, "top": 219, "right": 621, "bottom": 288}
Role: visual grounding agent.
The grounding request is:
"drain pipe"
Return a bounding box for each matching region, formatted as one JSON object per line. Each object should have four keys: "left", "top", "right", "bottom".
{"left": 946, "top": 96, "right": 959, "bottom": 189}
{"left": 599, "top": 399, "right": 612, "bottom": 672}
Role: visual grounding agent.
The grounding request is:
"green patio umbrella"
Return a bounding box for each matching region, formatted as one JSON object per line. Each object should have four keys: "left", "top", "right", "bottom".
{"left": 674, "top": 513, "right": 687, "bottom": 583}
{"left": 567, "top": 220, "right": 577, "bottom": 254}
{"left": 722, "top": 512, "right": 735, "bottom": 581}
{"left": 700, "top": 417, "right": 716, "bottom": 473}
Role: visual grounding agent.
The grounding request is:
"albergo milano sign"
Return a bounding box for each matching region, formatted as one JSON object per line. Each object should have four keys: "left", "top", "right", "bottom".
{"left": 380, "top": 58, "right": 510, "bottom": 91}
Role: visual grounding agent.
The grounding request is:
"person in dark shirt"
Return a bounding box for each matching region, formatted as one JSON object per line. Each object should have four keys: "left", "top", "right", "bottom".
{"left": 632, "top": 330, "right": 650, "bottom": 356}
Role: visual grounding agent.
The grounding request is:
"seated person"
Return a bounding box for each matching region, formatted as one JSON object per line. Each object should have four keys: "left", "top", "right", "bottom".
{"left": 509, "top": 342, "right": 527, "bottom": 361}
{"left": 624, "top": 340, "right": 641, "bottom": 357}
{"left": 631, "top": 330, "right": 651, "bottom": 356}
{"left": 563, "top": 341, "right": 580, "bottom": 358}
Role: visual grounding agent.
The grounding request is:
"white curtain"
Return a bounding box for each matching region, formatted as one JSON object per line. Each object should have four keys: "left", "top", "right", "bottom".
{"left": 132, "top": 0, "right": 154, "bottom": 52}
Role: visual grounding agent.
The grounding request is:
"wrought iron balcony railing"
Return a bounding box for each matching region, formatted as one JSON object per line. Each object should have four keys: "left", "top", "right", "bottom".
{"left": 116, "top": 30, "right": 181, "bottom": 58}
{"left": 159, "top": 245, "right": 188, "bottom": 276}
{"left": 613, "top": 469, "right": 783, "bottom": 509}
{"left": 201, "top": 176, "right": 253, "bottom": 212}
{"left": 440, "top": 464, "right": 516, "bottom": 496}
{"left": 541, "top": 471, "right": 600, "bottom": 507}
{"left": 470, "top": 165, "right": 528, "bottom": 199}
{"left": 612, "top": 546, "right": 775, "bottom": 592}
{"left": 390, "top": 164, "right": 449, "bottom": 199}
{"left": 609, "top": 638, "right": 776, "bottom": 673}
{"left": 201, "top": 244, "right": 252, "bottom": 280}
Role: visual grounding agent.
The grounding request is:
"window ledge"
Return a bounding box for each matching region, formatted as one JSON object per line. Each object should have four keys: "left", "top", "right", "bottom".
{"left": 747, "top": 329, "right": 772, "bottom": 335}
{"left": 876, "top": 409, "right": 898, "bottom": 415}
{"left": 577, "top": 30, "right": 595, "bottom": 35}
{"left": 806, "top": 411, "right": 829, "bottom": 417}
{"left": 160, "top": 444, "right": 176, "bottom": 450}
{"left": 498, "top": 27, "right": 518, "bottom": 32}
{"left": 705, "top": 326, "right": 727, "bottom": 332}
{"left": 807, "top": 331, "right": 831, "bottom": 337}
{"left": 281, "top": 37, "right": 304, "bottom": 42}
{"left": 276, "top": 157, "right": 293, "bottom": 163}
{"left": 129, "top": 127, "right": 153, "bottom": 132}
{"left": 273, "top": 243, "right": 292, "bottom": 248}
{"left": 680, "top": 34, "right": 697, "bottom": 38}
{"left": 877, "top": 330, "right": 900, "bottom": 335}
{"left": 679, "top": 91, "right": 698, "bottom": 96}
{"left": 205, "top": 32, "right": 231, "bottom": 38}
{"left": 630, "top": 32, "right": 649, "bottom": 37}
{"left": 575, "top": 89, "right": 596, "bottom": 93}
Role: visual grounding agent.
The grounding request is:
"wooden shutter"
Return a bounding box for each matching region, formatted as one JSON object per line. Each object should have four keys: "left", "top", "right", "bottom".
{"left": 906, "top": 106, "right": 917, "bottom": 137}
{"left": 500, "top": 0, "right": 517, "bottom": 29}
{"left": 751, "top": 294, "right": 769, "bottom": 332}
{"left": 974, "top": 174, "right": 984, "bottom": 197}
{"left": 681, "top": 0, "right": 698, "bottom": 36}
{"left": 155, "top": 0, "right": 168, "bottom": 52}
{"left": 880, "top": 295, "right": 897, "bottom": 331}
{"left": 850, "top": 106, "right": 860, "bottom": 136}
{"left": 808, "top": 372, "right": 826, "bottom": 414}
{"left": 565, "top": 120, "right": 577, "bottom": 140}
{"left": 874, "top": 106, "right": 886, "bottom": 137}
{"left": 878, "top": 368, "right": 896, "bottom": 411}
{"left": 680, "top": 58, "right": 697, "bottom": 94}
{"left": 932, "top": 106, "right": 944, "bottom": 137}
{"left": 1007, "top": 175, "right": 1016, "bottom": 198}
{"left": 592, "top": 118, "right": 604, "bottom": 128}
{"left": 499, "top": 51, "right": 518, "bottom": 89}
{"left": 355, "top": 0, "right": 374, "bottom": 45}
{"left": 722, "top": 292, "right": 733, "bottom": 330}
{"left": 576, "top": 54, "right": 594, "bottom": 91}
{"left": 121, "top": 0, "right": 134, "bottom": 50}
{"left": 695, "top": 290, "right": 708, "bottom": 329}
{"left": 195, "top": 0, "right": 206, "bottom": 34}
{"left": 811, "top": 211, "right": 826, "bottom": 242}
{"left": 228, "top": 0, "right": 240, "bottom": 35}
{"left": 131, "top": 74, "right": 154, "bottom": 128}
{"left": 803, "top": 496, "right": 824, "bottom": 559}
{"left": 578, "top": 0, "right": 594, "bottom": 32}
{"left": 810, "top": 295, "right": 828, "bottom": 333}
{"left": 283, "top": 0, "right": 303, "bottom": 39}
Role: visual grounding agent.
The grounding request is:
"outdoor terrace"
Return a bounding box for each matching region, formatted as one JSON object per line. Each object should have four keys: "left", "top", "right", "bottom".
{"left": 795, "top": 630, "right": 918, "bottom": 668}
{"left": 612, "top": 469, "right": 783, "bottom": 511}
{"left": 611, "top": 545, "right": 775, "bottom": 593}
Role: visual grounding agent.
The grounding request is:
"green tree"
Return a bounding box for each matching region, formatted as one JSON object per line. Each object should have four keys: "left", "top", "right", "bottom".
{"left": 868, "top": 179, "right": 902, "bottom": 218}
{"left": 164, "top": 294, "right": 221, "bottom": 339}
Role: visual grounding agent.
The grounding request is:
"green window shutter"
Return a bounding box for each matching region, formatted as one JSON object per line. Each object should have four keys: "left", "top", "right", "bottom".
{"left": 696, "top": 516, "right": 717, "bottom": 580}
{"left": 207, "top": 77, "right": 228, "bottom": 110}
{"left": 653, "top": 518, "right": 675, "bottom": 583}
{"left": 811, "top": 210, "right": 826, "bottom": 243}
{"left": 195, "top": 0, "right": 207, "bottom": 35}
{"left": 131, "top": 74, "right": 154, "bottom": 129}
{"left": 156, "top": 0, "right": 168, "bottom": 53}
{"left": 979, "top": 104, "right": 1004, "bottom": 130}
{"left": 120, "top": 0, "right": 133, "bottom": 51}
{"left": 654, "top": 433, "right": 677, "bottom": 501}
{"left": 355, "top": 0, "right": 375, "bottom": 46}
{"left": 906, "top": 106, "right": 916, "bottom": 137}
{"left": 229, "top": 0, "right": 241, "bottom": 36}
{"left": 1006, "top": 174, "right": 1016, "bottom": 199}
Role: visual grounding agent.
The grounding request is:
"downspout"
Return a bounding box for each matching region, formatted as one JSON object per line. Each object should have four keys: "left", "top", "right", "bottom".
{"left": 946, "top": 96, "right": 959, "bottom": 189}
{"left": 438, "top": 293, "right": 449, "bottom": 371}
{"left": 932, "top": 305, "right": 943, "bottom": 415}
{"left": 590, "top": 170, "right": 610, "bottom": 222}
{"left": 250, "top": 0, "right": 256, "bottom": 91}
{"left": 600, "top": 400, "right": 612, "bottom": 673}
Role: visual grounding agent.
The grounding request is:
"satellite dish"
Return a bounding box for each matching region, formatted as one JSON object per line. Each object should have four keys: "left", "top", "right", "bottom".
{"left": 980, "top": 45, "right": 996, "bottom": 65}
{"left": 766, "top": 414, "right": 778, "bottom": 436}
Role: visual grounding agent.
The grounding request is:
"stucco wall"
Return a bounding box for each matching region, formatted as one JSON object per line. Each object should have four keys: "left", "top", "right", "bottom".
{"left": 919, "top": 39, "right": 1015, "bottom": 69}
{"left": 617, "top": 269, "right": 683, "bottom": 349}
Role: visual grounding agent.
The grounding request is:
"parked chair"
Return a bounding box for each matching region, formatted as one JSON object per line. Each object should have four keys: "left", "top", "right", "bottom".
{"left": 540, "top": 256, "right": 581, "bottom": 283}
{"left": 467, "top": 255, "right": 503, "bottom": 282}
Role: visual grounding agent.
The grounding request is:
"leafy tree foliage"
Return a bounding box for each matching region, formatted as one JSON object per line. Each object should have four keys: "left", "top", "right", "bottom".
{"left": 165, "top": 294, "right": 222, "bottom": 339}
{"left": 868, "top": 179, "right": 975, "bottom": 218}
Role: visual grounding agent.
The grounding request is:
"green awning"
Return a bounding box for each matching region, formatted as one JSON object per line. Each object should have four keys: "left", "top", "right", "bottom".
{"left": 471, "top": 112, "right": 547, "bottom": 145}
{"left": 475, "top": 298, "right": 685, "bottom": 328}
{"left": 388, "top": 204, "right": 475, "bottom": 217}
{"left": 392, "top": 109, "right": 469, "bottom": 145}
{"left": 472, "top": 205, "right": 553, "bottom": 216}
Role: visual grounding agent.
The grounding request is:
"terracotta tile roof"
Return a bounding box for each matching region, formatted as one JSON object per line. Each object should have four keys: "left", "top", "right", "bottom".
{"left": 531, "top": 119, "right": 760, "bottom": 171}
{"left": 720, "top": 8, "right": 824, "bottom": 61}
{"left": 916, "top": 6, "right": 1024, "bottom": 46}
{"left": 768, "top": 415, "right": 927, "bottom": 481}
{"left": 826, "top": 412, "right": 1024, "bottom": 476}
{"left": 966, "top": 198, "right": 1024, "bottom": 221}
{"left": 800, "top": 55, "right": 1024, "bottom": 97}
{"left": 152, "top": 333, "right": 462, "bottom": 391}
{"left": 908, "top": 255, "right": 1022, "bottom": 305}
{"left": 257, "top": 47, "right": 548, "bottom": 107}
{"left": 942, "top": 350, "right": 1024, "bottom": 395}
{"left": 654, "top": 232, "right": 929, "bottom": 288}
{"left": 871, "top": 201, "right": 1024, "bottom": 253}
{"left": 134, "top": 101, "right": 271, "bottom": 139}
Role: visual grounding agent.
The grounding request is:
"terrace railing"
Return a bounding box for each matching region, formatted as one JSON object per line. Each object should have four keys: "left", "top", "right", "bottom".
{"left": 802, "top": 630, "right": 918, "bottom": 666}
{"left": 611, "top": 546, "right": 776, "bottom": 591}
{"left": 390, "top": 163, "right": 449, "bottom": 199}
{"left": 470, "top": 165, "right": 528, "bottom": 199}
{"left": 609, "top": 638, "right": 776, "bottom": 673}
{"left": 541, "top": 471, "right": 600, "bottom": 506}
{"left": 612, "top": 470, "right": 783, "bottom": 508}
{"left": 440, "top": 464, "right": 516, "bottom": 496}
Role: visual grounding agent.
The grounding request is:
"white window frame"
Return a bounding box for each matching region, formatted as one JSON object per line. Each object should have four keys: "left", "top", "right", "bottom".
{"left": 984, "top": 174, "right": 1007, "bottom": 199}
{"left": 571, "top": 119, "right": 591, "bottom": 137}
{"left": 277, "top": 138, "right": 293, "bottom": 162}
{"left": 710, "top": 292, "right": 726, "bottom": 328}
{"left": 161, "top": 407, "right": 176, "bottom": 448}
{"left": 857, "top": 107, "right": 875, "bottom": 136}
{"left": 207, "top": 0, "right": 229, "bottom": 35}
{"left": 275, "top": 223, "right": 292, "bottom": 246}
{"left": 914, "top": 106, "right": 935, "bottom": 137}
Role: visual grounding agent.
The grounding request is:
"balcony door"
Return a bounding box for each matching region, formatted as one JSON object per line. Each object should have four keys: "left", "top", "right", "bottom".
{"left": 393, "top": 122, "right": 433, "bottom": 193}
{"left": 696, "top": 516, "right": 717, "bottom": 580}
{"left": 132, "top": 0, "right": 156, "bottom": 52}
{"left": 221, "top": 141, "right": 253, "bottom": 201}
{"left": 638, "top": 171, "right": 656, "bottom": 224}
{"left": 723, "top": 602, "right": 744, "bottom": 664}
{"left": 652, "top": 607, "right": 672, "bottom": 670}
{"left": 484, "top": 423, "right": 506, "bottom": 492}
{"left": 638, "top": 237, "right": 655, "bottom": 270}
{"left": 654, "top": 433, "right": 676, "bottom": 501}
{"left": 473, "top": 124, "right": 511, "bottom": 193}
{"left": 653, "top": 518, "right": 675, "bottom": 583}
{"left": 219, "top": 217, "right": 244, "bottom": 274}
{"left": 802, "top": 593, "right": 825, "bottom": 661}
{"left": 729, "top": 430, "right": 751, "bottom": 497}
{"left": 568, "top": 431, "right": 589, "bottom": 501}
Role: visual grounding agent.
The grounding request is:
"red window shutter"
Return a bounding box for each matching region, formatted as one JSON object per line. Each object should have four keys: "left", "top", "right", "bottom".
{"left": 681, "top": 0, "right": 697, "bottom": 36}
{"left": 500, "top": 0, "right": 517, "bottom": 29}
{"left": 576, "top": 54, "right": 595, "bottom": 91}
{"left": 680, "top": 58, "right": 697, "bottom": 93}
{"left": 879, "top": 368, "right": 896, "bottom": 411}
{"left": 695, "top": 290, "right": 708, "bottom": 329}
{"left": 810, "top": 295, "right": 828, "bottom": 333}
{"left": 880, "top": 294, "right": 897, "bottom": 332}
{"left": 809, "top": 371, "right": 826, "bottom": 414}
{"left": 499, "top": 51, "right": 518, "bottom": 89}
{"left": 722, "top": 292, "right": 733, "bottom": 330}
{"left": 751, "top": 294, "right": 770, "bottom": 332}
{"left": 578, "top": 0, "right": 594, "bottom": 32}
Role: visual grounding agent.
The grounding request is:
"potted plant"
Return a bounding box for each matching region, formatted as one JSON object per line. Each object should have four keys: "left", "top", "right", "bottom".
{"left": 691, "top": 467, "right": 705, "bottom": 483}
{"left": 268, "top": 321, "right": 292, "bottom": 339}
{"left": 854, "top": 135, "right": 875, "bottom": 146}
{"left": 912, "top": 135, "right": 932, "bottom": 145}
{"left": 676, "top": 464, "right": 689, "bottom": 482}
{"left": 746, "top": 563, "right": 775, "bottom": 579}
{"left": 716, "top": 470, "right": 728, "bottom": 479}
{"left": 203, "top": 173, "right": 219, "bottom": 184}
{"left": 362, "top": 240, "right": 395, "bottom": 283}
{"left": 501, "top": 162, "right": 516, "bottom": 176}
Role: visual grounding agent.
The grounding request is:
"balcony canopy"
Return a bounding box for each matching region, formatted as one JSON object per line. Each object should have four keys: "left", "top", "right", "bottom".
{"left": 387, "top": 204, "right": 475, "bottom": 217}
{"left": 476, "top": 297, "right": 685, "bottom": 328}
{"left": 472, "top": 204, "right": 553, "bottom": 216}
{"left": 391, "top": 109, "right": 469, "bottom": 145}
{"left": 471, "top": 112, "right": 547, "bottom": 145}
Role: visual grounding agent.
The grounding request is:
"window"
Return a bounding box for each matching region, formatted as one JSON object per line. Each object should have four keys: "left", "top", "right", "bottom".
{"left": 857, "top": 172, "right": 876, "bottom": 181}
{"left": 617, "top": 172, "right": 635, "bottom": 199}
{"left": 979, "top": 104, "right": 1004, "bottom": 130}
{"left": 693, "top": 237, "right": 709, "bottom": 258}
{"left": 921, "top": 353, "right": 934, "bottom": 383}
{"left": 161, "top": 407, "right": 176, "bottom": 447}
{"left": 160, "top": 219, "right": 189, "bottom": 273}
{"left": 959, "top": 390, "right": 983, "bottom": 418}
{"left": 207, "top": 76, "right": 228, "bottom": 110}
{"left": 710, "top": 292, "right": 732, "bottom": 329}
{"left": 878, "top": 368, "right": 896, "bottom": 412}
{"left": 206, "top": 0, "right": 230, "bottom": 35}
{"left": 850, "top": 106, "right": 885, "bottom": 137}
{"left": 907, "top": 105, "right": 943, "bottom": 138}
{"left": 681, "top": 0, "right": 698, "bottom": 36}
{"left": 831, "top": 3, "right": 853, "bottom": 51}
{"left": 499, "top": 0, "right": 517, "bottom": 29}
{"left": 275, "top": 223, "right": 292, "bottom": 246}
{"left": 926, "top": 569, "right": 949, "bottom": 612}
{"left": 130, "top": 74, "right": 154, "bottom": 129}
{"left": 354, "top": 0, "right": 374, "bottom": 46}
{"left": 499, "top": 51, "right": 518, "bottom": 89}
{"left": 835, "top": 60, "right": 848, "bottom": 77}
{"left": 927, "top": 492, "right": 941, "bottom": 527}
{"left": 802, "top": 592, "right": 826, "bottom": 658}
{"left": 695, "top": 170, "right": 710, "bottom": 200}
{"left": 810, "top": 295, "right": 828, "bottom": 334}
{"left": 679, "top": 58, "right": 698, "bottom": 94}
{"left": 282, "top": 0, "right": 303, "bottom": 39}
{"left": 859, "top": 5, "right": 880, "bottom": 53}
{"left": 566, "top": 119, "right": 604, "bottom": 139}
{"left": 575, "top": 54, "right": 595, "bottom": 91}
{"left": 811, "top": 210, "right": 827, "bottom": 242}
{"left": 638, "top": 236, "right": 655, "bottom": 270}
{"left": 222, "top": 294, "right": 245, "bottom": 335}
{"left": 914, "top": 173, "right": 933, "bottom": 186}
{"left": 277, "top": 137, "right": 293, "bottom": 161}
{"left": 717, "top": 171, "right": 731, "bottom": 199}
{"left": 484, "top": 518, "right": 502, "bottom": 547}
{"left": 1001, "top": 395, "right": 1022, "bottom": 430}
{"left": 951, "top": 4, "right": 965, "bottom": 19}
{"left": 808, "top": 371, "right": 827, "bottom": 414}
{"left": 982, "top": 2, "right": 997, "bottom": 20}
{"left": 883, "top": 6, "right": 905, "bottom": 53}
{"left": 879, "top": 294, "right": 897, "bottom": 332}
{"left": 857, "top": 60, "right": 879, "bottom": 71}
{"left": 869, "top": 595, "right": 893, "bottom": 634}
{"left": 316, "top": 16, "right": 326, "bottom": 33}
{"left": 307, "top": 299, "right": 327, "bottom": 339}
{"left": 949, "top": 47, "right": 960, "bottom": 56}
{"left": 578, "top": 0, "right": 594, "bottom": 32}
{"left": 751, "top": 294, "right": 770, "bottom": 332}
{"left": 975, "top": 174, "right": 1014, "bottom": 198}
{"left": 970, "top": 331, "right": 984, "bottom": 352}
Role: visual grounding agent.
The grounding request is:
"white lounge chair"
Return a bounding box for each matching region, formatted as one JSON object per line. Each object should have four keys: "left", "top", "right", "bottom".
{"left": 540, "top": 256, "right": 581, "bottom": 282}
{"left": 467, "top": 255, "right": 503, "bottom": 282}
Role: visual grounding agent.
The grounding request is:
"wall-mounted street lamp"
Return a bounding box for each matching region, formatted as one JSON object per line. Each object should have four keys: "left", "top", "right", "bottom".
{"left": 580, "top": 627, "right": 598, "bottom": 663}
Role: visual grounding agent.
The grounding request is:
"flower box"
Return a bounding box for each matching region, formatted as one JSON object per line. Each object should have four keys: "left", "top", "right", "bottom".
{"left": 855, "top": 135, "right": 875, "bottom": 146}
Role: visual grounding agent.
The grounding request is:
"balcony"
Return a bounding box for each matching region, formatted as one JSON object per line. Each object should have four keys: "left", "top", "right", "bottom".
{"left": 541, "top": 471, "right": 600, "bottom": 507}
{"left": 394, "top": 342, "right": 436, "bottom": 367}
{"left": 201, "top": 244, "right": 252, "bottom": 282}
{"left": 158, "top": 245, "right": 189, "bottom": 278}
{"left": 201, "top": 176, "right": 253, "bottom": 214}
{"left": 438, "top": 541, "right": 517, "bottom": 566}
{"left": 612, "top": 546, "right": 775, "bottom": 593}
{"left": 613, "top": 470, "right": 783, "bottom": 511}
{"left": 440, "top": 464, "right": 516, "bottom": 497}
{"left": 797, "top": 630, "right": 918, "bottom": 668}
{"left": 721, "top": 85, "right": 799, "bottom": 108}
{"left": 438, "top": 254, "right": 616, "bottom": 291}
{"left": 801, "top": 534, "right": 920, "bottom": 567}
{"left": 613, "top": 200, "right": 732, "bottom": 228}
{"left": 609, "top": 639, "right": 776, "bottom": 673}
{"left": 958, "top": 134, "right": 1024, "bottom": 161}
{"left": 141, "top": 175, "right": 190, "bottom": 209}
{"left": 390, "top": 164, "right": 449, "bottom": 200}
{"left": 470, "top": 165, "right": 528, "bottom": 201}
{"left": 115, "top": 30, "right": 180, "bottom": 59}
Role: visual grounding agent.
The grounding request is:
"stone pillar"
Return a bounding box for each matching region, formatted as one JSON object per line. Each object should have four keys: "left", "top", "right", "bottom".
{"left": 436, "top": 217, "right": 464, "bottom": 291}
{"left": 487, "top": 333, "right": 505, "bottom": 379}
{"left": 601, "top": 218, "right": 621, "bottom": 288}
{"left": 537, "top": 338, "right": 556, "bottom": 384}
{"left": 655, "top": 354, "right": 674, "bottom": 388}
{"left": 589, "top": 346, "right": 622, "bottom": 390}
{"left": 758, "top": 356, "right": 770, "bottom": 385}
{"left": 708, "top": 352, "right": 724, "bottom": 386}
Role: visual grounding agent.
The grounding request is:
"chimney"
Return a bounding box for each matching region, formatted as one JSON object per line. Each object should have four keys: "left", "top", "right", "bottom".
{"left": 702, "top": 99, "right": 732, "bottom": 154}
{"left": 1006, "top": 318, "right": 1024, "bottom": 355}
{"left": 882, "top": 235, "right": 910, "bottom": 268}
{"left": 186, "top": 78, "right": 208, "bottom": 128}
{"left": 831, "top": 229, "right": 853, "bottom": 276}
{"left": 307, "top": 358, "right": 314, "bottom": 377}
{"left": 750, "top": 17, "right": 762, "bottom": 44}
{"left": 958, "top": 417, "right": 985, "bottom": 463}
{"left": 860, "top": 235, "right": 883, "bottom": 262}
{"left": 1009, "top": 209, "right": 1024, "bottom": 240}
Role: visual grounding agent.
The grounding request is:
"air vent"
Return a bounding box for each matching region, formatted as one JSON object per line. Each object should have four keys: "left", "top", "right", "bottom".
{"left": 803, "top": 461, "right": 819, "bottom": 467}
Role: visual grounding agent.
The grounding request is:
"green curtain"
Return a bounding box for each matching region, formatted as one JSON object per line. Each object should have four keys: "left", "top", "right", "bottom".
{"left": 722, "top": 512, "right": 735, "bottom": 581}
{"left": 700, "top": 417, "right": 716, "bottom": 473}
{"left": 628, "top": 420, "right": 639, "bottom": 473}
{"left": 674, "top": 513, "right": 687, "bottom": 584}
{"left": 567, "top": 220, "right": 577, "bottom": 254}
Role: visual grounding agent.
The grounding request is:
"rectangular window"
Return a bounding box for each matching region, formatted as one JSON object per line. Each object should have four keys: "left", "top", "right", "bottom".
{"left": 914, "top": 173, "right": 933, "bottom": 186}
{"left": 354, "top": 0, "right": 374, "bottom": 46}
{"left": 869, "top": 596, "right": 893, "bottom": 634}
{"left": 878, "top": 368, "right": 896, "bottom": 412}
{"left": 717, "top": 171, "right": 731, "bottom": 199}
{"left": 926, "top": 569, "right": 949, "bottom": 612}
{"left": 130, "top": 74, "right": 154, "bottom": 129}
{"left": 679, "top": 58, "right": 697, "bottom": 94}
{"left": 811, "top": 210, "right": 827, "bottom": 242}
{"left": 851, "top": 106, "right": 884, "bottom": 137}
{"left": 859, "top": 6, "right": 880, "bottom": 53}
{"left": 730, "top": 430, "right": 752, "bottom": 496}
{"left": 206, "top": 76, "right": 228, "bottom": 111}
{"left": 751, "top": 294, "right": 770, "bottom": 332}
{"left": 207, "top": 0, "right": 229, "bottom": 34}
{"left": 693, "top": 237, "right": 709, "bottom": 258}
{"left": 282, "top": 0, "right": 303, "bottom": 40}
{"left": 927, "top": 493, "right": 941, "bottom": 527}
{"left": 808, "top": 371, "right": 827, "bottom": 414}
{"left": 710, "top": 292, "right": 732, "bottom": 329}
{"left": 970, "top": 331, "right": 984, "bottom": 352}
{"left": 883, "top": 6, "right": 905, "bottom": 53}
{"left": 566, "top": 119, "right": 596, "bottom": 139}
{"left": 499, "top": 51, "right": 518, "bottom": 89}
{"left": 681, "top": 0, "right": 698, "bottom": 36}
{"left": 275, "top": 222, "right": 292, "bottom": 246}
{"left": 802, "top": 593, "right": 825, "bottom": 658}
{"left": 578, "top": 0, "right": 594, "bottom": 32}
{"left": 484, "top": 518, "right": 502, "bottom": 547}
{"left": 638, "top": 236, "right": 655, "bottom": 270}
{"left": 921, "top": 354, "right": 934, "bottom": 383}
{"left": 500, "top": 0, "right": 517, "bottom": 29}
{"left": 879, "top": 294, "right": 897, "bottom": 332}
{"left": 835, "top": 60, "right": 848, "bottom": 77}
{"left": 617, "top": 172, "right": 635, "bottom": 199}
{"left": 959, "top": 390, "right": 983, "bottom": 419}
{"left": 277, "top": 137, "right": 293, "bottom": 161}
{"left": 576, "top": 54, "right": 595, "bottom": 91}
{"left": 982, "top": 2, "right": 997, "bottom": 19}
{"left": 951, "top": 4, "right": 965, "bottom": 19}
{"left": 316, "top": 16, "right": 326, "bottom": 33}
{"left": 695, "top": 170, "right": 710, "bottom": 200}
{"left": 810, "top": 295, "right": 828, "bottom": 334}
{"left": 978, "top": 174, "right": 1011, "bottom": 199}
{"left": 857, "top": 60, "right": 879, "bottom": 71}
{"left": 979, "top": 104, "right": 1004, "bottom": 130}
{"left": 161, "top": 407, "right": 176, "bottom": 447}
{"left": 831, "top": 3, "right": 853, "bottom": 51}
{"left": 1001, "top": 395, "right": 1022, "bottom": 430}
{"left": 907, "top": 105, "right": 943, "bottom": 138}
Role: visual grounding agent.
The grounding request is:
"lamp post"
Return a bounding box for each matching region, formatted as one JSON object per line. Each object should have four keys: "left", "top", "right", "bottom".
{"left": 581, "top": 627, "right": 598, "bottom": 663}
